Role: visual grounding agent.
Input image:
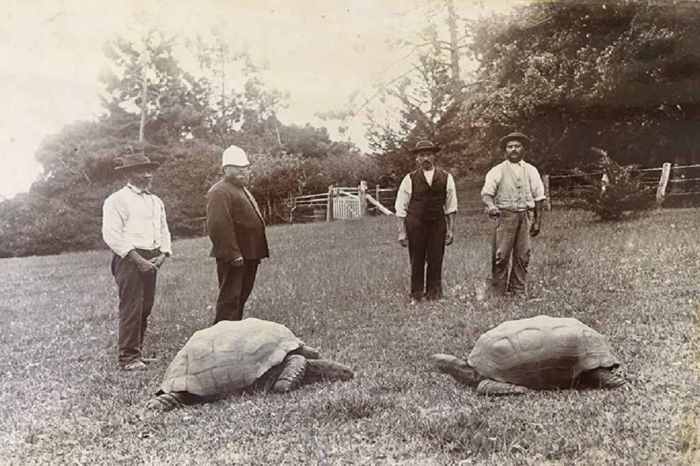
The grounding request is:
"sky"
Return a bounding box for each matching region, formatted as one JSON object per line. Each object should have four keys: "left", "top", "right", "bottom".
{"left": 0, "top": 0, "right": 519, "bottom": 199}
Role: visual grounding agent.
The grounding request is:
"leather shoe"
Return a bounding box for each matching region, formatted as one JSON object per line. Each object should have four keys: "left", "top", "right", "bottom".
{"left": 121, "top": 360, "right": 147, "bottom": 371}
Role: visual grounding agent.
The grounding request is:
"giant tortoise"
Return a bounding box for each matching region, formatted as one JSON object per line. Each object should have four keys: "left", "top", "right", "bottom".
{"left": 146, "top": 318, "right": 354, "bottom": 410}
{"left": 431, "top": 315, "right": 625, "bottom": 395}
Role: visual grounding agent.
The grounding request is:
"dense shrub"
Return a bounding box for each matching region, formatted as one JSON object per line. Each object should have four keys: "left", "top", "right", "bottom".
{"left": 578, "top": 154, "right": 656, "bottom": 221}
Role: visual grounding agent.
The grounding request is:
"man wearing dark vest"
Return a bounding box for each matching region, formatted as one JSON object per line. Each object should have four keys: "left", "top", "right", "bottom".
{"left": 395, "top": 140, "right": 458, "bottom": 303}
{"left": 481, "top": 132, "right": 546, "bottom": 297}
{"left": 207, "top": 145, "right": 269, "bottom": 323}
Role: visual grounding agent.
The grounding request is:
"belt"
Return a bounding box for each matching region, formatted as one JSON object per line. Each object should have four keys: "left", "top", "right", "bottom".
{"left": 133, "top": 248, "right": 161, "bottom": 259}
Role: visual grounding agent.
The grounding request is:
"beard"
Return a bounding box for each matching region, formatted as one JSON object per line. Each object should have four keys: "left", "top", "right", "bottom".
{"left": 421, "top": 160, "right": 434, "bottom": 171}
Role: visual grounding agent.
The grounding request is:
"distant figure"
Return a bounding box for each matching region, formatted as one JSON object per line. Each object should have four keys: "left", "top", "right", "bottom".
{"left": 395, "top": 140, "right": 457, "bottom": 303}
{"left": 481, "top": 132, "right": 545, "bottom": 297}
{"left": 102, "top": 153, "right": 172, "bottom": 371}
{"left": 206, "top": 145, "right": 269, "bottom": 323}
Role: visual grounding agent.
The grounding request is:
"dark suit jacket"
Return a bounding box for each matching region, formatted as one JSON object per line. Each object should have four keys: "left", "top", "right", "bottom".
{"left": 206, "top": 178, "right": 269, "bottom": 261}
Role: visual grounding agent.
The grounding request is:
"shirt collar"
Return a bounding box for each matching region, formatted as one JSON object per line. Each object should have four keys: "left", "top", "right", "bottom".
{"left": 127, "top": 183, "right": 150, "bottom": 195}
{"left": 422, "top": 168, "right": 435, "bottom": 176}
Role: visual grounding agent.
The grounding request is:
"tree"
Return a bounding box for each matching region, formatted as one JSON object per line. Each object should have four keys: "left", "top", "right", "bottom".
{"left": 364, "top": 1, "right": 479, "bottom": 177}
{"left": 101, "top": 30, "right": 209, "bottom": 145}
{"left": 467, "top": 0, "right": 700, "bottom": 171}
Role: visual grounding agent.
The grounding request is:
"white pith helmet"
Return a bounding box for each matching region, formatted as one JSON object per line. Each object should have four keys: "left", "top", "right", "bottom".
{"left": 222, "top": 145, "right": 250, "bottom": 167}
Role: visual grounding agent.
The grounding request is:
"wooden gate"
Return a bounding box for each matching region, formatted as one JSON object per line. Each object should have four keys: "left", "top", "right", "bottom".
{"left": 332, "top": 188, "right": 361, "bottom": 219}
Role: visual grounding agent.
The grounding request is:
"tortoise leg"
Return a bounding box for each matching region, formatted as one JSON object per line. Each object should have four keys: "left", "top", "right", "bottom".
{"left": 272, "top": 354, "right": 307, "bottom": 393}
{"left": 477, "top": 379, "right": 530, "bottom": 395}
{"left": 304, "top": 358, "right": 354, "bottom": 384}
{"left": 431, "top": 353, "right": 479, "bottom": 386}
{"left": 145, "top": 392, "right": 189, "bottom": 411}
{"left": 582, "top": 368, "right": 625, "bottom": 389}
{"left": 297, "top": 342, "right": 321, "bottom": 359}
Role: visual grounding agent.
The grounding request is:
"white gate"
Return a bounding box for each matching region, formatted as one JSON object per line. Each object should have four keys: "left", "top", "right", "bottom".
{"left": 333, "top": 191, "right": 360, "bottom": 219}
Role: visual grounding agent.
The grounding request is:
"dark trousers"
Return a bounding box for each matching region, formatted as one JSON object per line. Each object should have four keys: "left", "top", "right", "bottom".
{"left": 492, "top": 210, "right": 531, "bottom": 294}
{"left": 111, "top": 249, "right": 160, "bottom": 365}
{"left": 214, "top": 259, "right": 259, "bottom": 323}
{"left": 406, "top": 216, "right": 446, "bottom": 300}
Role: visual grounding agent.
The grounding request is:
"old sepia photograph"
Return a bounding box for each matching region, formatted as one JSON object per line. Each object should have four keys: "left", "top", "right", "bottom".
{"left": 1, "top": 0, "right": 698, "bottom": 464}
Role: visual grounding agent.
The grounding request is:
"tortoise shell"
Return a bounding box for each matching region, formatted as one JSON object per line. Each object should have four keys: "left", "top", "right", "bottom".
{"left": 160, "top": 318, "right": 303, "bottom": 396}
{"left": 467, "top": 315, "right": 620, "bottom": 389}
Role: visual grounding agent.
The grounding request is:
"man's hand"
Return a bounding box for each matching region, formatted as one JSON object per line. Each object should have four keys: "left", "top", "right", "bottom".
{"left": 530, "top": 221, "right": 541, "bottom": 237}
{"left": 445, "top": 230, "right": 454, "bottom": 246}
{"left": 149, "top": 254, "right": 167, "bottom": 269}
{"left": 128, "top": 251, "right": 157, "bottom": 273}
{"left": 486, "top": 206, "right": 501, "bottom": 219}
{"left": 398, "top": 232, "right": 408, "bottom": 248}
{"left": 229, "top": 256, "right": 245, "bottom": 267}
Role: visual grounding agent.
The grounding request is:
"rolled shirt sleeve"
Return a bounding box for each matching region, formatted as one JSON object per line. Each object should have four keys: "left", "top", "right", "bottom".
{"left": 157, "top": 198, "right": 172, "bottom": 255}
{"left": 444, "top": 173, "right": 458, "bottom": 214}
{"left": 528, "top": 165, "right": 547, "bottom": 201}
{"left": 102, "top": 195, "right": 134, "bottom": 258}
{"left": 394, "top": 175, "right": 412, "bottom": 218}
{"left": 480, "top": 166, "right": 500, "bottom": 199}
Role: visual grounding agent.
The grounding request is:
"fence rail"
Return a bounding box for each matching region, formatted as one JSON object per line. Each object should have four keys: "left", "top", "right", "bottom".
{"left": 289, "top": 181, "right": 397, "bottom": 223}
{"left": 546, "top": 162, "right": 700, "bottom": 208}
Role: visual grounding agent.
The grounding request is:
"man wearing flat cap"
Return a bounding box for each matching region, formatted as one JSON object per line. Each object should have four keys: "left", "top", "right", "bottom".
{"left": 102, "top": 152, "right": 172, "bottom": 371}
{"left": 481, "top": 132, "right": 546, "bottom": 297}
{"left": 206, "top": 145, "right": 269, "bottom": 323}
{"left": 395, "top": 140, "right": 458, "bottom": 303}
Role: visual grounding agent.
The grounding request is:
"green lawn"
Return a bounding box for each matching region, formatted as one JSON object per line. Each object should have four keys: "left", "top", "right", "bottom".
{"left": 1, "top": 208, "right": 698, "bottom": 465}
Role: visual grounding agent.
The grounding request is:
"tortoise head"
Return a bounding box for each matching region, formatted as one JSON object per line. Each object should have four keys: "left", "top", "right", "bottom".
{"left": 305, "top": 359, "right": 354, "bottom": 383}
{"left": 431, "top": 353, "right": 479, "bottom": 387}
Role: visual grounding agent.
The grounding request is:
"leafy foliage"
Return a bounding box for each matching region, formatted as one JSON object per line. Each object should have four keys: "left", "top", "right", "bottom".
{"left": 577, "top": 153, "right": 656, "bottom": 221}
{"left": 467, "top": 0, "right": 700, "bottom": 171}
{"left": 0, "top": 29, "right": 370, "bottom": 257}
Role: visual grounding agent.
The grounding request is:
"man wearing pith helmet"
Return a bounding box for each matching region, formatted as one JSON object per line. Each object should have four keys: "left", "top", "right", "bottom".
{"left": 102, "top": 152, "right": 172, "bottom": 371}
{"left": 206, "top": 145, "right": 269, "bottom": 323}
{"left": 395, "top": 140, "right": 458, "bottom": 303}
{"left": 481, "top": 132, "right": 546, "bottom": 297}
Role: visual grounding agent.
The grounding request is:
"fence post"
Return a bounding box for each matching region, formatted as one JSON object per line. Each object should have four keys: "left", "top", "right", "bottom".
{"left": 376, "top": 184, "right": 380, "bottom": 204}
{"left": 358, "top": 180, "right": 367, "bottom": 217}
{"left": 326, "top": 185, "right": 334, "bottom": 222}
{"left": 656, "top": 162, "right": 671, "bottom": 205}
{"left": 288, "top": 193, "right": 294, "bottom": 224}
{"left": 542, "top": 174, "right": 551, "bottom": 211}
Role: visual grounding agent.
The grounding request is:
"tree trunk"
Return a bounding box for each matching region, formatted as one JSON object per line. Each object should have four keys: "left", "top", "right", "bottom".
{"left": 139, "top": 65, "right": 147, "bottom": 143}
{"left": 445, "top": 0, "right": 460, "bottom": 88}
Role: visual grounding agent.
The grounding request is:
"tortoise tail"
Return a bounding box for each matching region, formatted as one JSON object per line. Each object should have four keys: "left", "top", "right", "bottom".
{"left": 273, "top": 354, "right": 307, "bottom": 393}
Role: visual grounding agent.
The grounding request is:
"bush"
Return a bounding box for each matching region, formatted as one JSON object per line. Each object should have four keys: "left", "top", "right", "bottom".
{"left": 578, "top": 153, "right": 656, "bottom": 221}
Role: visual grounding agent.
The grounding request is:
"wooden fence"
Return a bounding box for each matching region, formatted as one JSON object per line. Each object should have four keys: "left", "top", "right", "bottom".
{"left": 545, "top": 162, "right": 700, "bottom": 209}
{"left": 289, "top": 181, "right": 397, "bottom": 223}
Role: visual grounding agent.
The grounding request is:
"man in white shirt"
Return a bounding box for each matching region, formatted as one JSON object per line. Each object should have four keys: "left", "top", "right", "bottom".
{"left": 481, "top": 132, "right": 545, "bottom": 297}
{"left": 395, "top": 140, "right": 458, "bottom": 303}
{"left": 102, "top": 153, "right": 172, "bottom": 371}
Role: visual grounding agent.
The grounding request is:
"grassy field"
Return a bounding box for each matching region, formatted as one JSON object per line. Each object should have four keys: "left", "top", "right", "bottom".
{"left": 1, "top": 207, "right": 698, "bottom": 465}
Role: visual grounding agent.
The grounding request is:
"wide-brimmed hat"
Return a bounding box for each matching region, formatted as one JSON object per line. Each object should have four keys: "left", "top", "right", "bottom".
{"left": 410, "top": 140, "right": 441, "bottom": 154}
{"left": 499, "top": 132, "right": 530, "bottom": 150}
{"left": 114, "top": 153, "right": 159, "bottom": 172}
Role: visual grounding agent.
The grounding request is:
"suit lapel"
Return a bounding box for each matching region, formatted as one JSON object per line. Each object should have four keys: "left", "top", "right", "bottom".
{"left": 242, "top": 186, "right": 265, "bottom": 223}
